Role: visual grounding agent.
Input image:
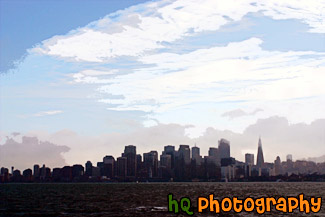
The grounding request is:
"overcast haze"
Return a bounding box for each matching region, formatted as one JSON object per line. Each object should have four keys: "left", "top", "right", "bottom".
{"left": 1, "top": 0, "right": 325, "bottom": 170}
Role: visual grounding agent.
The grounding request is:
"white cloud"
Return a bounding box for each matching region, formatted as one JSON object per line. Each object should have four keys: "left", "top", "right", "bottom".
{"left": 31, "top": 0, "right": 325, "bottom": 62}
{"left": 0, "top": 136, "right": 69, "bottom": 170}
{"left": 93, "top": 38, "right": 325, "bottom": 114}
{"left": 258, "top": 0, "right": 325, "bottom": 33}
{"left": 33, "top": 110, "right": 63, "bottom": 117}
{"left": 222, "top": 108, "right": 263, "bottom": 119}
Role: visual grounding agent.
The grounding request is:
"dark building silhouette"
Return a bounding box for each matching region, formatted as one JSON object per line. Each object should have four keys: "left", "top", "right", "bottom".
{"left": 124, "top": 145, "right": 137, "bottom": 177}
{"left": 61, "top": 166, "right": 72, "bottom": 181}
{"left": 218, "top": 139, "right": 230, "bottom": 160}
{"left": 52, "top": 168, "right": 61, "bottom": 181}
{"left": 117, "top": 157, "right": 127, "bottom": 178}
{"left": 192, "top": 145, "right": 201, "bottom": 165}
{"left": 85, "top": 161, "right": 93, "bottom": 177}
{"left": 3, "top": 136, "right": 325, "bottom": 183}
{"left": 72, "top": 164, "right": 84, "bottom": 179}
{"left": 208, "top": 147, "right": 219, "bottom": 166}
{"left": 256, "top": 137, "right": 264, "bottom": 168}
{"left": 245, "top": 153, "right": 254, "bottom": 166}
{"left": 175, "top": 145, "right": 191, "bottom": 180}
{"left": 143, "top": 151, "right": 158, "bottom": 178}
{"left": 22, "top": 169, "right": 32, "bottom": 182}
{"left": 163, "top": 145, "right": 176, "bottom": 169}
{"left": 33, "top": 164, "right": 40, "bottom": 178}
{"left": 40, "top": 164, "right": 51, "bottom": 181}
{"left": 102, "top": 156, "right": 115, "bottom": 178}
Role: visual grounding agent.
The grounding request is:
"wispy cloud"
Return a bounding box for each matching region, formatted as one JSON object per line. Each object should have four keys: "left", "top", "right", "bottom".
{"left": 33, "top": 110, "right": 63, "bottom": 117}
{"left": 3, "top": 0, "right": 325, "bottom": 136}
{"left": 31, "top": 0, "right": 325, "bottom": 62}
{"left": 222, "top": 108, "right": 263, "bottom": 119}
{"left": 93, "top": 38, "right": 325, "bottom": 113}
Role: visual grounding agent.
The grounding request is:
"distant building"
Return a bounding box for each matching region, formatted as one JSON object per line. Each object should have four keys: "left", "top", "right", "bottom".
{"left": 39, "top": 164, "right": 51, "bottom": 180}
{"left": 178, "top": 145, "right": 191, "bottom": 165}
{"left": 274, "top": 156, "right": 282, "bottom": 176}
{"left": 85, "top": 161, "right": 93, "bottom": 177}
{"left": 175, "top": 145, "right": 191, "bottom": 180}
{"left": 256, "top": 137, "right": 264, "bottom": 168}
{"left": 208, "top": 147, "right": 219, "bottom": 166}
{"left": 117, "top": 157, "right": 127, "bottom": 177}
{"left": 192, "top": 146, "right": 202, "bottom": 165}
{"left": 221, "top": 157, "right": 236, "bottom": 167}
{"left": 245, "top": 153, "right": 254, "bottom": 166}
{"left": 103, "top": 156, "right": 115, "bottom": 178}
{"left": 286, "top": 154, "right": 293, "bottom": 162}
{"left": 72, "top": 164, "right": 84, "bottom": 178}
{"left": 163, "top": 145, "right": 176, "bottom": 169}
{"left": 124, "top": 145, "right": 137, "bottom": 177}
{"left": 160, "top": 154, "right": 171, "bottom": 170}
{"left": 218, "top": 139, "right": 230, "bottom": 160}
{"left": 23, "top": 169, "right": 32, "bottom": 180}
{"left": 92, "top": 167, "right": 101, "bottom": 177}
{"left": 33, "top": 164, "right": 40, "bottom": 178}
{"left": 143, "top": 151, "right": 158, "bottom": 178}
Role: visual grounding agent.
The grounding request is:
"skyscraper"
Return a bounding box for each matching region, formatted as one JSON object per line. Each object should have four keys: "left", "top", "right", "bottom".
{"left": 208, "top": 147, "right": 219, "bottom": 165}
{"left": 160, "top": 154, "right": 171, "bottom": 170}
{"left": 245, "top": 153, "right": 254, "bottom": 166}
{"left": 163, "top": 145, "right": 176, "bottom": 169}
{"left": 274, "top": 156, "right": 282, "bottom": 175}
{"left": 218, "top": 139, "right": 230, "bottom": 160}
{"left": 117, "top": 157, "right": 127, "bottom": 177}
{"left": 178, "top": 145, "right": 191, "bottom": 164}
{"left": 192, "top": 145, "right": 201, "bottom": 165}
{"left": 143, "top": 151, "right": 158, "bottom": 178}
{"left": 85, "top": 161, "right": 93, "bottom": 177}
{"left": 33, "top": 164, "right": 40, "bottom": 178}
{"left": 124, "top": 145, "right": 137, "bottom": 177}
{"left": 286, "top": 154, "right": 293, "bottom": 162}
{"left": 256, "top": 137, "right": 264, "bottom": 168}
{"left": 103, "top": 155, "right": 115, "bottom": 178}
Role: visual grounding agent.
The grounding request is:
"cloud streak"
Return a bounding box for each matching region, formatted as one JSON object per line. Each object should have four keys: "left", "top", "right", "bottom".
{"left": 31, "top": 0, "right": 325, "bottom": 62}
{"left": 33, "top": 110, "right": 63, "bottom": 117}
{"left": 222, "top": 108, "right": 263, "bottom": 119}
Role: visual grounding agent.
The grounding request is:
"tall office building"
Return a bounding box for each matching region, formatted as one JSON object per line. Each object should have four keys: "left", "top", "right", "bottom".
{"left": 208, "top": 147, "right": 219, "bottom": 165}
{"left": 124, "top": 145, "right": 137, "bottom": 177}
{"left": 143, "top": 151, "right": 158, "bottom": 178}
{"left": 192, "top": 146, "right": 201, "bottom": 165}
{"left": 245, "top": 153, "right": 254, "bottom": 166}
{"left": 33, "top": 164, "right": 40, "bottom": 178}
{"left": 286, "top": 154, "right": 293, "bottom": 162}
{"left": 178, "top": 145, "right": 191, "bottom": 164}
{"left": 274, "top": 156, "right": 282, "bottom": 175}
{"left": 218, "top": 139, "right": 230, "bottom": 160}
{"left": 117, "top": 157, "right": 127, "bottom": 177}
{"left": 256, "top": 137, "right": 264, "bottom": 168}
{"left": 163, "top": 145, "right": 176, "bottom": 169}
{"left": 85, "top": 161, "right": 93, "bottom": 177}
{"left": 160, "top": 154, "right": 172, "bottom": 170}
{"left": 103, "top": 155, "right": 115, "bottom": 178}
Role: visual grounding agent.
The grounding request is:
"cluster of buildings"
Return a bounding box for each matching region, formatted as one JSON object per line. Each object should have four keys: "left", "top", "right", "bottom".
{"left": 1, "top": 137, "right": 325, "bottom": 183}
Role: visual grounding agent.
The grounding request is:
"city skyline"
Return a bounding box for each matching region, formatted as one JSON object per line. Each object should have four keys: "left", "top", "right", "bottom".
{"left": 1, "top": 128, "right": 325, "bottom": 171}
{"left": 2, "top": 136, "right": 325, "bottom": 183}
{"left": 1, "top": 0, "right": 325, "bottom": 169}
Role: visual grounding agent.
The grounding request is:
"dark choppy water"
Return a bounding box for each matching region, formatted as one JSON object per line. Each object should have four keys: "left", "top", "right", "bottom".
{"left": 0, "top": 182, "right": 324, "bottom": 217}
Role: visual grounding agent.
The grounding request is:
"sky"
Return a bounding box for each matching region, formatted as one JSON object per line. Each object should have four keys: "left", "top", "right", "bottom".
{"left": 1, "top": 0, "right": 325, "bottom": 170}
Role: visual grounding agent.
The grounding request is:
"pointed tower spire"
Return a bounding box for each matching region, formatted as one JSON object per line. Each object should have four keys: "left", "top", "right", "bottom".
{"left": 256, "top": 137, "right": 264, "bottom": 168}
{"left": 258, "top": 136, "right": 262, "bottom": 147}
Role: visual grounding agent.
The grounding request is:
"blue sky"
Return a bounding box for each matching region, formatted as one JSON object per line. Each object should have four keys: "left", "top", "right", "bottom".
{"left": 1, "top": 0, "right": 325, "bottom": 167}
